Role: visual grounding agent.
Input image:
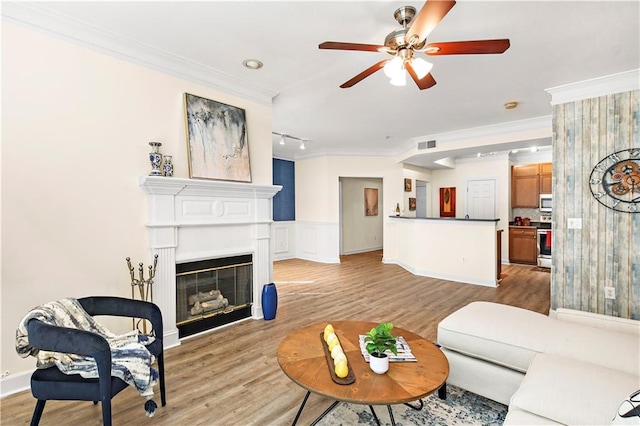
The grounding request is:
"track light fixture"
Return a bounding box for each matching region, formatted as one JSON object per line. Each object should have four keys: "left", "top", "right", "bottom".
{"left": 272, "top": 132, "right": 309, "bottom": 150}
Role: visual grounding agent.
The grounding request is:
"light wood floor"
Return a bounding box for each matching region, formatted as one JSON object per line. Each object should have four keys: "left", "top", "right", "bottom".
{"left": 1, "top": 251, "right": 550, "bottom": 425}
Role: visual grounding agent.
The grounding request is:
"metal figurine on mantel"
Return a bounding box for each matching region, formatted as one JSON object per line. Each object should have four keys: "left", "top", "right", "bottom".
{"left": 148, "top": 142, "right": 163, "bottom": 176}
{"left": 126, "top": 254, "right": 158, "bottom": 333}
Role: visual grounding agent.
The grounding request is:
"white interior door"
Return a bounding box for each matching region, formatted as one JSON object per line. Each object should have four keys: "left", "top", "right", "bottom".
{"left": 416, "top": 180, "right": 427, "bottom": 217}
{"left": 466, "top": 179, "right": 496, "bottom": 219}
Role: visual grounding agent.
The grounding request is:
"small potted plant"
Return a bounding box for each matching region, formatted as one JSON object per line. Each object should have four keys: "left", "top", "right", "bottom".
{"left": 364, "top": 322, "right": 398, "bottom": 374}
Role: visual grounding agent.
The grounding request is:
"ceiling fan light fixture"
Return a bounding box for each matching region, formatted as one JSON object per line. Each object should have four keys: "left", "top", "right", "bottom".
{"left": 383, "top": 56, "right": 404, "bottom": 79}
{"left": 390, "top": 70, "right": 407, "bottom": 86}
{"left": 411, "top": 57, "right": 433, "bottom": 79}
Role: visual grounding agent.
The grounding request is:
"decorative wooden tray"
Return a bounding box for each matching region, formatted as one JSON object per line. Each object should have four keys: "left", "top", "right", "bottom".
{"left": 320, "top": 333, "right": 356, "bottom": 385}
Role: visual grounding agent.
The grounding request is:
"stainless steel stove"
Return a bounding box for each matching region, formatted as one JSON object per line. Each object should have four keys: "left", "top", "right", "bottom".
{"left": 537, "top": 215, "right": 552, "bottom": 268}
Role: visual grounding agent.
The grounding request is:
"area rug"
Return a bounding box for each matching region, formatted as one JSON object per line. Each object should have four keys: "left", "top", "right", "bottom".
{"left": 318, "top": 385, "right": 507, "bottom": 426}
{"left": 533, "top": 267, "right": 551, "bottom": 273}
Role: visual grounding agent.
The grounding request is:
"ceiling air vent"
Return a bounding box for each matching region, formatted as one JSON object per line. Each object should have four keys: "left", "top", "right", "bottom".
{"left": 417, "top": 140, "right": 436, "bottom": 150}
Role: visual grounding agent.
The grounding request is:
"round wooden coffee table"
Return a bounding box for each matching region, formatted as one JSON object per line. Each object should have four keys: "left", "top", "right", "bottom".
{"left": 277, "top": 320, "right": 449, "bottom": 425}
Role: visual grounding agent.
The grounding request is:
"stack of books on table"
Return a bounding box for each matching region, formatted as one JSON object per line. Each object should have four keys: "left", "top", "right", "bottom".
{"left": 358, "top": 335, "right": 417, "bottom": 362}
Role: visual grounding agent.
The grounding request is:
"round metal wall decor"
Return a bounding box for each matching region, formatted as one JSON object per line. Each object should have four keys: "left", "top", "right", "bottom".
{"left": 589, "top": 148, "right": 640, "bottom": 213}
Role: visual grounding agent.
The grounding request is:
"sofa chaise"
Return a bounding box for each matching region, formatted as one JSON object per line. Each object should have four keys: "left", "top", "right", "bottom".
{"left": 437, "top": 301, "right": 640, "bottom": 425}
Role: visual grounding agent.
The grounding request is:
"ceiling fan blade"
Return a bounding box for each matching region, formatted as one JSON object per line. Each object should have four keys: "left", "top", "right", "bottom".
{"left": 405, "top": 62, "right": 437, "bottom": 90}
{"left": 319, "top": 41, "right": 387, "bottom": 52}
{"left": 425, "top": 39, "right": 511, "bottom": 55}
{"left": 406, "top": 0, "right": 456, "bottom": 46}
{"left": 340, "top": 60, "right": 388, "bottom": 88}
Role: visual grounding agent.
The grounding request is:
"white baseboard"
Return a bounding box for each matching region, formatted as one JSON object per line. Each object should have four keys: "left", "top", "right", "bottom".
{"left": 341, "top": 247, "right": 383, "bottom": 255}
{"left": 0, "top": 370, "right": 31, "bottom": 398}
{"left": 387, "top": 259, "right": 498, "bottom": 288}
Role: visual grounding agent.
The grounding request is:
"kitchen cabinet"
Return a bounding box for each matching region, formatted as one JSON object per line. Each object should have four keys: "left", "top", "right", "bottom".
{"left": 539, "top": 162, "right": 552, "bottom": 194}
{"left": 509, "top": 227, "right": 538, "bottom": 265}
{"left": 511, "top": 163, "right": 552, "bottom": 207}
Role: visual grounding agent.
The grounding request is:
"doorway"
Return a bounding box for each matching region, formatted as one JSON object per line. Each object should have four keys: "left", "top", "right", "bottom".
{"left": 466, "top": 178, "right": 497, "bottom": 219}
{"left": 339, "top": 177, "right": 384, "bottom": 255}
{"left": 416, "top": 180, "right": 427, "bottom": 217}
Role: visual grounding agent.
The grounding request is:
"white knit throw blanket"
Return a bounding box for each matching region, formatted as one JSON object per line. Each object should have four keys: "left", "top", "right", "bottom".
{"left": 16, "top": 298, "right": 157, "bottom": 404}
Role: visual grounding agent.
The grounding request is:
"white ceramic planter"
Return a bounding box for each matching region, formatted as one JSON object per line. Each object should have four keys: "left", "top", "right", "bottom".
{"left": 369, "top": 353, "right": 389, "bottom": 374}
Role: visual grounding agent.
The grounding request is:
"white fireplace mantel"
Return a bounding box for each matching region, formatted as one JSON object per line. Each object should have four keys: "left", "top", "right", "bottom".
{"left": 139, "top": 176, "right": 282, "bottom": 348}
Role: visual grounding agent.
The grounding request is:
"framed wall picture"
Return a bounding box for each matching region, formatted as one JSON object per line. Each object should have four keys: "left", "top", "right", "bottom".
{"left": 409, "top": 197, "right": 416, "bottom": 211}
{"left": 364, "top": 188, "right": 378, "bottom": 216}
{"left": 184, "top": 93, "right": 251, "bottom": 182}
{"left": 439, "top": 187, "right": 456, "bottom": 217}
{"left": 404, "top": 178, "right": 412, "bottom": 192}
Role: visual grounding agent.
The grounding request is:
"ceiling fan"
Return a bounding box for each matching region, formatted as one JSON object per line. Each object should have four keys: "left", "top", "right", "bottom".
{"left": 319, "top": 0, "right": 510, "bottom": 90}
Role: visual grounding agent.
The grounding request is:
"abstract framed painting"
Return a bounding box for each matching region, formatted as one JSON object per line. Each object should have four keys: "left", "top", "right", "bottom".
{"left": 439, "top": 187, "right": 456, "bottom": 217}
{"left": 184, "top": 93, "right": 251, "bottom": 182}
{"left": 364, "top": 188, "right": 378, "bottom": 216}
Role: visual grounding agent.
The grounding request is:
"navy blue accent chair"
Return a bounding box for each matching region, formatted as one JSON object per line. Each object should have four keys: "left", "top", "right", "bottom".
{"left": 26, "top": 296, "right": 166, "bottom": 426}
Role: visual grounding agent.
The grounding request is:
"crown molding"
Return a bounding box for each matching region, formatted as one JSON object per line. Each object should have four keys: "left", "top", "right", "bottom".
{"left": 545, "top": 69, "right": 640, "bottom": 105}
{"left": 1, "top": 2, "right": 276, "bottom": 106}
{"left": 409, "top": 115, "right": 552, "bottom": 146}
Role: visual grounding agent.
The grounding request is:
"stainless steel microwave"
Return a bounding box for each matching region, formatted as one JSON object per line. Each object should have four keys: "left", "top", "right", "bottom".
{"left": 540, "top": 194, "right": 552, "bottom": 212}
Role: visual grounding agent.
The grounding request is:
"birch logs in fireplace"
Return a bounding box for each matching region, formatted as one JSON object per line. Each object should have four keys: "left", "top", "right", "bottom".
{"left": 189, "top": 290, "right": 229, "bottom": 316}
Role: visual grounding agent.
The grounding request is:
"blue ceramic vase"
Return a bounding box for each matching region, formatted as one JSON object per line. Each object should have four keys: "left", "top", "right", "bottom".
{"left": 262, "top": 283, "right": 278, "bottom": 320}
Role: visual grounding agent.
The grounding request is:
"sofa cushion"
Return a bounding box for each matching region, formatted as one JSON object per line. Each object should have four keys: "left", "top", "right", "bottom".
{"left": 556, "top": 308, "right": 640, "bottom": 336}
{"left": 510, "top": 353, "right": 640, "bottom": 425}
{"left": 504, "top": 407, "right": 562, "bottom": 425}
{"left": 437, "top": 302, "right": 640, "bottom": 375}
{"left": 438, "top": 302, "right": 548, "bottom": 372}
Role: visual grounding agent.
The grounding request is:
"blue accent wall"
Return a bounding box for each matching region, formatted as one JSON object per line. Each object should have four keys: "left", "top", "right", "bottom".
{"left": 273, "top": 158, "right": 295, "bottom": 221}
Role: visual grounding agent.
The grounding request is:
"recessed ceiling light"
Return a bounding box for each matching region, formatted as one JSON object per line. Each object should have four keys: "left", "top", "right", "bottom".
{"left": 504, "top": 101, "right": 518, "bottom": 109}
{"left": 243, "top": 59, "right": 263, "bottom": 70}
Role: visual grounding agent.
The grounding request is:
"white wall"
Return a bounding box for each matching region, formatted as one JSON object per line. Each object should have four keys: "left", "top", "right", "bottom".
{"left": 340, "top": 177, "right": 383, "bottom": 254}
{"left": 385, "top": 218, "right": 499, "bottom": 286}
{"left": 1, "top": 23, "right": 273, "bottom": 393}
{"left": 401, "top": 164, "right": 433, "bottom": 217}
{"left": 294, "top": 156, "right": 431, "bottom": 263}
{"left": 429, "top": 155, "right": 511, "bottom": 262}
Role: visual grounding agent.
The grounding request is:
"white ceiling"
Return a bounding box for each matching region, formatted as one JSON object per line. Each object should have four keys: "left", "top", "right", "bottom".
{"left": 5, "top": 1, "right": 639, "bottom": 165}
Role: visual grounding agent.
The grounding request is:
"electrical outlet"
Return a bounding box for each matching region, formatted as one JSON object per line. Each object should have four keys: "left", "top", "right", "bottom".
{"left": 604, "top": 287, "right": 616, "bottom": 300}
{"left": 568, "top": 218, "right": 582, "bottom": 229}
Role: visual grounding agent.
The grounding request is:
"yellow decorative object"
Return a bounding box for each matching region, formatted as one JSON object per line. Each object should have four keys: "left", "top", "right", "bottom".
{"left": 331, "top": 344, "right": 343, "bottom": 359}
{"left": 328, "top": 339, "right": 340, "bottom": 351}
{"left": 324, "top": 324, "right": 335, "bottom": 341}
{"left": 335, "top": 360, "right": 349, "bottom": 378}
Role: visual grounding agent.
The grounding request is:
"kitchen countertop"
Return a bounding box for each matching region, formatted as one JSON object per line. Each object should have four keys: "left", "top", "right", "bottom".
{"left": 509, "top": 221, "right": 551, "bottom": 229}
{"left": 391, "top": 216, "right": 500, "bottom": 222}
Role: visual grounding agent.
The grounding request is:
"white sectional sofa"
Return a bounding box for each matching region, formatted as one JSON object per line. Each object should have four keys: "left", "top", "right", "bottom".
{"left": 437, "top": 301, "right": 640, "bottom": 425}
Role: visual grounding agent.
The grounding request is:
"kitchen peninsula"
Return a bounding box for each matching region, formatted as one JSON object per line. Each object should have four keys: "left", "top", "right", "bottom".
{"left": 384, "top": 217, "right": 501, "bottom": 287}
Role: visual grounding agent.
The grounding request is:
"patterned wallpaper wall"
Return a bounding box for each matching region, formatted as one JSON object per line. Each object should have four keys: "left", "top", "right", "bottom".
{"left": 551, "top": 89, "right": 639, "bottom": 319}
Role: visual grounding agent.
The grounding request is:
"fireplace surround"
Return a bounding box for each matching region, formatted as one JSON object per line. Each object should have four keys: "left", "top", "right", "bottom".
{"left": 140, "top": 176, "right": 281, "bottom": 348}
